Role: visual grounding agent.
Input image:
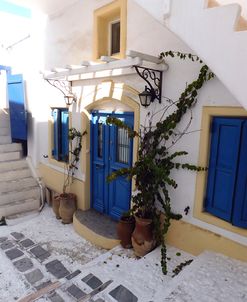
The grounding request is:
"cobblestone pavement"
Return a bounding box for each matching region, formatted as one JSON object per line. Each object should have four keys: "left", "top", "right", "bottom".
{"left": 0, "top": 232, "right": 139, "bottom": 302}
{"left": 0, "top": 208, "right": 196, "bottom": 302}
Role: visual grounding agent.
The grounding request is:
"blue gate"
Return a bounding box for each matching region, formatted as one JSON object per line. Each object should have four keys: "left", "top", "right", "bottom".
{"left": 91, "top": 111, "right": 134, "bottom": 220}
{"left": 7, "top": 74, "right": 27, "bottom": 141}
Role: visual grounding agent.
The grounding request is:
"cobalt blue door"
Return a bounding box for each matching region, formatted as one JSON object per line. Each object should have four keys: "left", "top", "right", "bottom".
{"left": 205, "top": 117, "right": 247, "bottom": 228}
{"left": 91, "top": 111, "right": 134, "bottom": 220}
{"left": 7, "top": 74, "right": 27, "bottom": 141}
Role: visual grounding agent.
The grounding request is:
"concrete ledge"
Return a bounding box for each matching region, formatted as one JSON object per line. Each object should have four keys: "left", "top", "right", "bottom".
{"left": 73, "top": 210, "right": 120, "bottom": 250}
{"left": 166, "top": 219, "right": 247, "bottom": 262}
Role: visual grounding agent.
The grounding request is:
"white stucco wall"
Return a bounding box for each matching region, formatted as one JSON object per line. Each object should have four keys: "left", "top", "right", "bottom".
{"left": 23, "top": 0, "right": 247, "bottom": 246}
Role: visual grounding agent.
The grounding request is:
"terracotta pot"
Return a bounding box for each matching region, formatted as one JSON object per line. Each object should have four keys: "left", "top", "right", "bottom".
{"left": 117, "top": 217, "right": 135, "bottom": 249}
{"left": 52, "top": 195, "right": 61, "bottom": 219}
{"left": 131, "top": 216, "right": 156, "bottom": 257}
{"left": 59, "top": 193, "right": 77, "bottom": 224}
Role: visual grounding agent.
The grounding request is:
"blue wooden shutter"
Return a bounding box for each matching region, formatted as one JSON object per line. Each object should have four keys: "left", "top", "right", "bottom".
{"left": 205, "top": 117, "right": 243, "bottom": 222}
{"left": 61, "top": 109, "right": 69, "bottom": 162}
{"left": 232, "top": 121, "right": 247, "bottom": 228}
{"left": 52, "top": 109, "right": 60, "bottom": 160}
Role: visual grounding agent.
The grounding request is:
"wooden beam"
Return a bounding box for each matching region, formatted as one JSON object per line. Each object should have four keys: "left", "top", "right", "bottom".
{"left": 18, "top": 281, "right": 61, "bottom": 302}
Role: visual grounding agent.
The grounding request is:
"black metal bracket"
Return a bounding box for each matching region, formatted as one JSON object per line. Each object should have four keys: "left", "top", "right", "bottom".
{"left": 45, "top": 79, "right": 77, "bottom": 104}
{"left": 133, "top": 65, "right": 163, "bottom": 103}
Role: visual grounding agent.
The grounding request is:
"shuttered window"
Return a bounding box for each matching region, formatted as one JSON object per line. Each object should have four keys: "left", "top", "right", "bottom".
{"left": 205, "top": 117, "right": 247, "bottom": 228}
{"left": 52, "top": 108, "right": 69, "bottom": 162}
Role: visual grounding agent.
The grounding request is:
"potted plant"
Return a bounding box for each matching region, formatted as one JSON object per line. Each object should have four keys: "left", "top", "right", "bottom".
{"left": 58, "top": 127, "right": 86, "bottom": 224}
{"left": 107, "top": 51, "right": 214, "bottom": 274}
{"left": 116, "top": 210, "right": 135, "bottom": 249}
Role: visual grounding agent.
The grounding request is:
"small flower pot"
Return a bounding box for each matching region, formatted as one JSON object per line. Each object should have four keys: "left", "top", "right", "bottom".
{"left": 59, "top": 193, "right": 77, "bottom": 224}
{"left": 117, "top": 216, "right": 135, "bottom": 249}
{"left": 131, "top": 216, "right": 156, "bottom": 257}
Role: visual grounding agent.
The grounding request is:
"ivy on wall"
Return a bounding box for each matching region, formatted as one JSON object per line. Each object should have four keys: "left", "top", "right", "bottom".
{"left": 107, "top": 51, "right": 215, "bottom": 274}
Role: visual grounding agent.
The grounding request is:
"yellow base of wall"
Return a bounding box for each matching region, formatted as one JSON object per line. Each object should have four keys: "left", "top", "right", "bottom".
{"left": 166, "top": 219, "right": 247, "bottom": 262}
{"left": 38, "top": 163, "right": 246, "bottom": 259}
{"left": 73, "top": 213, "right": 120, "bottom": 250}
{"left": 38, "top": 163, "right": 86, "bottom": 210}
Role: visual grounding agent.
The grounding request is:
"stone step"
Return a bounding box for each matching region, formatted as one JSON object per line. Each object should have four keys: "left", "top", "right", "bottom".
{"left": 0, "top": 143, "right": 22, "bottom": 153}
{"left": 0, "top": 198, "right": 40, "bottom": 218}
{"left": 0, "top": 177, "right": 38, "bottom": 193}
{"left": 0, "top": 159, "right": 28, "bottom": 173}
{"left": 0, "top": 187, "right": 40, "bottom": 206}
{"left": 0, "top": 168, "right": 31, "bottom": 182}
{"left": 0, "top": 127, "right": 10, "bottom": 136}
{"left": 0, "top": 111, "right": 10, "bottom": 119}
{"left": 0, "top": 151, "right": 22, "bottom": 162}
{"left": 0, "top": 136, "right": 12, "bottom": 145}
{"left": 5, "top": 210, "right": 40, "bottom": 226}
{"left": 74, "top": 209, "right": 120, "bottom": 250}
{"left": 0, "top": 118, "right": 10, "bottom": 128}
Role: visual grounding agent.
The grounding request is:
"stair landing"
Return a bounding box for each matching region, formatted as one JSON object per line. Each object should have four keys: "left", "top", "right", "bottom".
{"left": 73, "top": 209, "right": 120, "bottom": 250}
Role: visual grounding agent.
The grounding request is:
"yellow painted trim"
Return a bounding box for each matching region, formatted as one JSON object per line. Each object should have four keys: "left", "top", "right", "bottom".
{"left": 166, "top": 219, "right": 247, "bottom": 262}
{"left": 194, "top": 106, "right": 247, "bottom": 237}
{"left": 48, "top": 108, "right": 72, "bottom": 169}
{"left": 93, "top": 0, "right": 127, "bottom": 60}
{"left": 73, "top": 213, "right": 120, "bottom": 250}
{"left": 38, "top": 163, "right": 87, "bottom": 210}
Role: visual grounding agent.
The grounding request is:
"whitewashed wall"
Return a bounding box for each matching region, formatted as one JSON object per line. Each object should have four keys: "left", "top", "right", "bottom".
{"left": 24, "top": 0, "right": 246, "bottom": 246}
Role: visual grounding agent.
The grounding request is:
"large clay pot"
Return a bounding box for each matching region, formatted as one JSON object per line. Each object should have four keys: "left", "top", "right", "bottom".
{"left": 131, "top": 216, "right": 156, "bottom": 257}
{"left": 52, "top": 195, "right": 61, "bottom": 219}
{"left": 59, "top": 193, "right": 77, "bottom": 224}
{"left": 117, "top": 216, "right": 135, "bottom": 249}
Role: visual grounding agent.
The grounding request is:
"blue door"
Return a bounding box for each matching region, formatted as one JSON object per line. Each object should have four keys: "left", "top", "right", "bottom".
{"left": 7, "top": 74, "right": 27, "bottom": 141}
{"left": 91, "top": 111, "right": 134, "bottom": 220}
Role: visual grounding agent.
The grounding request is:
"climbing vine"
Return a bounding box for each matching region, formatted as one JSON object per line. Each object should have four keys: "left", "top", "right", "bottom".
{"left": 63, "top": 128, "right": 86, "bottom": 193}
{"left": 107, "top": 51, "right": 214, "bottom": 274}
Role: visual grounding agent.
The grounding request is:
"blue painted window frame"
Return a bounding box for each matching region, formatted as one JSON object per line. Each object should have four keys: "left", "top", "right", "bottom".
{"left": 205, "top": 117, "right": 247, "bottom": 229}
{"left": 51, "top": 108, "right": 69, "bottom": 162}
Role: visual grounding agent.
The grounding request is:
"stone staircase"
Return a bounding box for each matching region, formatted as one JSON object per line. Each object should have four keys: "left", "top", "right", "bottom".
{"left": 0, "top": 110, "right": 41, "bottom": 219}
{"left": 134, "top": 0, "right": 247, "bottom": 109}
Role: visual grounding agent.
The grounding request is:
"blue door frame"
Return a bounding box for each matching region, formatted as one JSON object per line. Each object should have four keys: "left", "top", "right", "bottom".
{"left": 91, "top": 111, "right": 134, "bottom": 220}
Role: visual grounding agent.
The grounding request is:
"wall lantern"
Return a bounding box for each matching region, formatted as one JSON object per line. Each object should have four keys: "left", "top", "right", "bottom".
{"left": 46, "top": 79, "right": 77, "bottom": 106}
{"left": 134, "top": 65, "right": 163, "bottom": 107}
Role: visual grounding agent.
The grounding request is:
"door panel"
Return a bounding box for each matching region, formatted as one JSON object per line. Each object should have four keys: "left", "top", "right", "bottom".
{"left": 7, "top": 74, "right": 27, "bottom": 141}
{"left": 108, "top": 113, "right": 133, "bottom": 220}
{"left": 91, "top": 111, "right": 133, "bottom": 220}
{"left": 92, "top": 114, "right": 107, "bottom": 213}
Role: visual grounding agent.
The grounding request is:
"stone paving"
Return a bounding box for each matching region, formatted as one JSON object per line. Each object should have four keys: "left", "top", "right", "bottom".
{"left": 0, "top": 232, "right": 138, "bottom": 302}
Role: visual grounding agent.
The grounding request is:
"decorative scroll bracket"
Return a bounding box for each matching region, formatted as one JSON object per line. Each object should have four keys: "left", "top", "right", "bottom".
{"left": 45, "top": 79, "right": 77, "bottom": 106}
{"left": 133, "top": 65, "right": 163, "bottom": 104}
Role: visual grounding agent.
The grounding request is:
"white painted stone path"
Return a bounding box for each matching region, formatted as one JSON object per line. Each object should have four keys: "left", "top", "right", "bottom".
{"left": 0, "top": 206, "right": 246, "bottom": 302}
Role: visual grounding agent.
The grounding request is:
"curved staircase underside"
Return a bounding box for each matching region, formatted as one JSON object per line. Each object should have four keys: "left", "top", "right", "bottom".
{"left": 134, "top": 0, "right": 247, "bottom": 109}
